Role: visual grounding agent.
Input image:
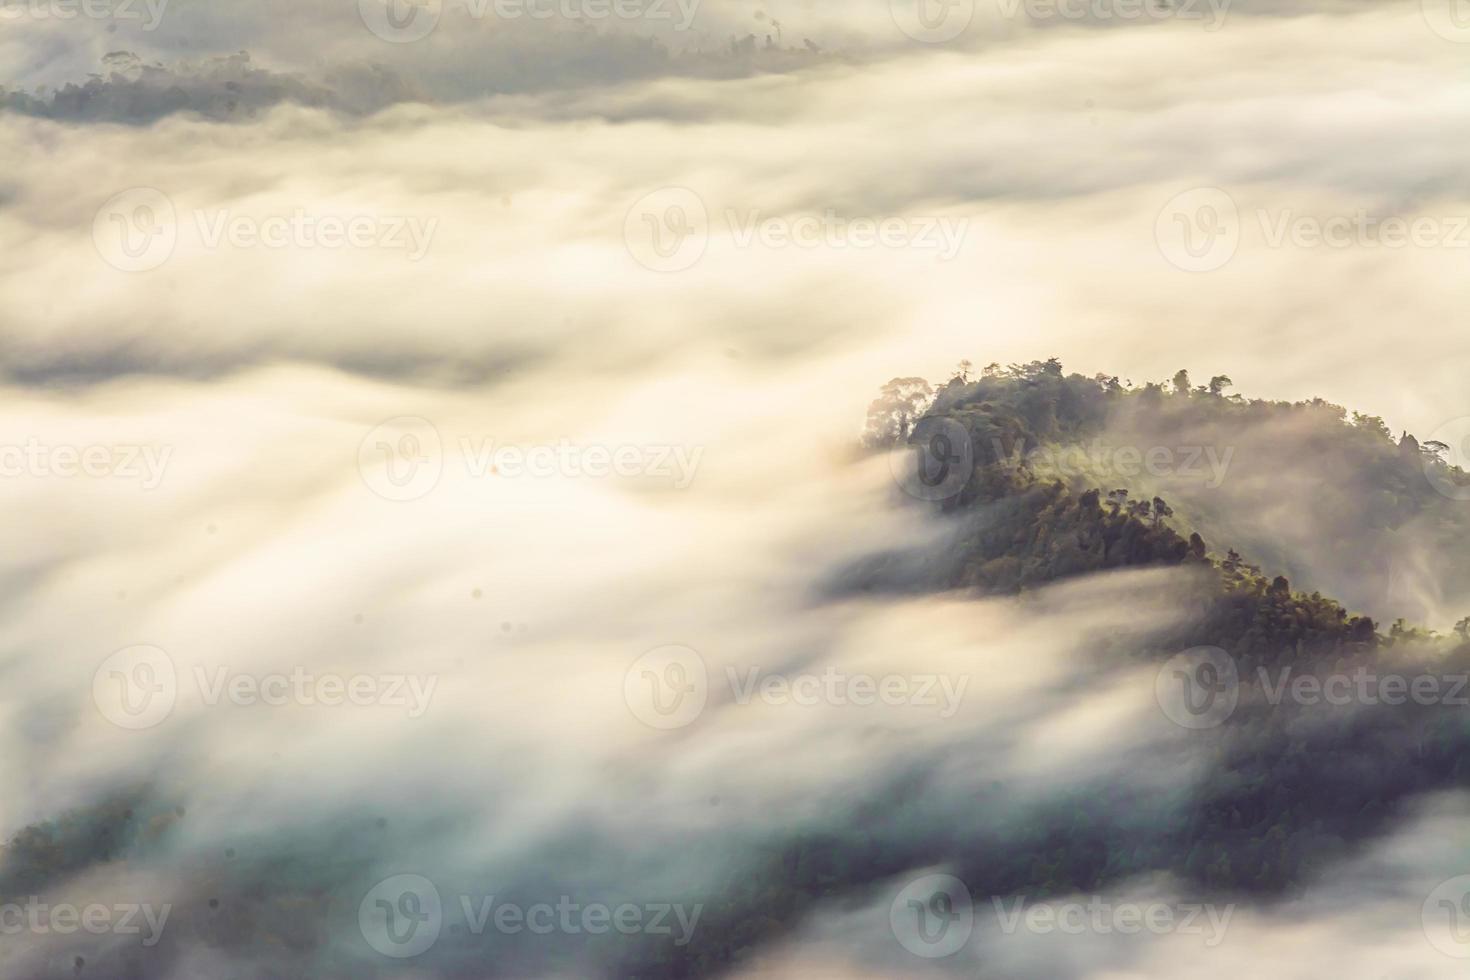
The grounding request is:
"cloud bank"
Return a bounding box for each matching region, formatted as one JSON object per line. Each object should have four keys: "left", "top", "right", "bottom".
{"left": 4, "top": 0, "right": 1470, "bottom": 976}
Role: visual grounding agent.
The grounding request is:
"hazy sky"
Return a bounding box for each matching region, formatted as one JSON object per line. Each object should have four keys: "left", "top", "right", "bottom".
{"left": 1, "top": 0, "right": 1466, "bottom": 431}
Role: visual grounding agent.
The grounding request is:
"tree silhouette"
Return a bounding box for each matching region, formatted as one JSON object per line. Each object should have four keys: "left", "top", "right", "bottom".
{"left": 862, "top": 377, "right": 933, "bottom": 448}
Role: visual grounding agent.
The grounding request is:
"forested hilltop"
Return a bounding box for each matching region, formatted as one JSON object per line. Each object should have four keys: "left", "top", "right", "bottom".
{"left": 820, "top": 360, "right": 1470, "bottom": 938}
{"left": 866, "top": 357, "right": 1470, "bottom": 647}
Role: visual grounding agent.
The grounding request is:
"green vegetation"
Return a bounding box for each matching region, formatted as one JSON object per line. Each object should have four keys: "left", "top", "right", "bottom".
{"left": 869, "top": 357, "right": 1470, "bottom": 652}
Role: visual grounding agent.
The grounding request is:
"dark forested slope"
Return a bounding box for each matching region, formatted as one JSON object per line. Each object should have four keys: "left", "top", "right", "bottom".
{"left": 868, "top": 357, "right": 1470, "bottom": 643}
